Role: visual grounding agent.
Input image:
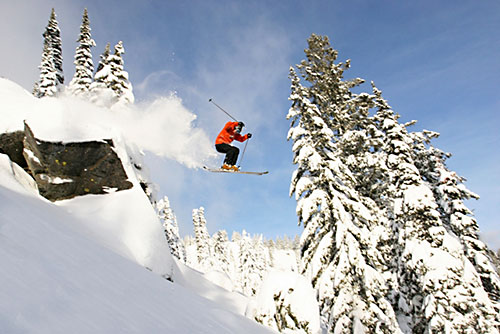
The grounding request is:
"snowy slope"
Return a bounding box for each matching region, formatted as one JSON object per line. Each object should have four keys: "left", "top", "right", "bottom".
{"left": 0, "top": 156, "right": 274, "bottom": 334}
{"left": 0, "top": 78, "right": 275, "bottom": 333}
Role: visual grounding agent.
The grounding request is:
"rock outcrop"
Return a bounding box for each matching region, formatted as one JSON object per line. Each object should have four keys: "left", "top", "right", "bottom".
{"left": 0, "top": 123, "right": 133, "bottom": 201}
{"left": 0, "top": 131, "right": 27, "bottom": 170}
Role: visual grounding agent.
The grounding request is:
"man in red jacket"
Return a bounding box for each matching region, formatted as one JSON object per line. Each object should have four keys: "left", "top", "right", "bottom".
{"left": 215, "top": 121, "right": 252, "bottom": 171}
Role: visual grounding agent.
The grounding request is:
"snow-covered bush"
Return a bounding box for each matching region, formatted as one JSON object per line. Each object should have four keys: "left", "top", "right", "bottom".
{"left": 246, "top": 270, "right": 321, "bottom": 334}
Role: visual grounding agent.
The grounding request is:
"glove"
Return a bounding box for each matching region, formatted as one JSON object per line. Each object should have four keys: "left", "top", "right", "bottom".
{"left": 247, "top": 133, "right": 252, "bottom": 139}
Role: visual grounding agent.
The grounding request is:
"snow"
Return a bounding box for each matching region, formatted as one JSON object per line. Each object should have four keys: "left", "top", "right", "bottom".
{"left": 173, "top": 262, "right": 250, "bottom": 315}
{"left": 204, "top": 270, "right": 236, "bottom": 291}
{"left": 246, "top": 270, "right": 321, "bottom": 334}
{"left": 271, "top": 249, "right": 299, "bottom": 272}
{"left": 23, "top": 148, "right": 41, "bottom": 164}
{"left": 40, "top": 174, "right": 74, "bottom": 184}
{"left": 0, "top": 78, "right": 276, "bottom": 334}
{"left": 56, "top": 188, "right": 174, "bottom": 276}
{"left": 0, "top": 179, "right": 274, "bottom": 333}
{"left": 0, "top": 78, "right": 216, "bottom": 168}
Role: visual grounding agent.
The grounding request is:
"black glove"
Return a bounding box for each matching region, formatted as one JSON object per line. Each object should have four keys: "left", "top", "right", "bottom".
{"left": 247, "top": 133, "right": 252, "bottom": 139}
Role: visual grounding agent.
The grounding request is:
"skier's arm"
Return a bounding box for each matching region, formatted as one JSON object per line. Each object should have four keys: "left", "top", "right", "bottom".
{"left": 234, "top": 133, "right": 251, "bottom": 142}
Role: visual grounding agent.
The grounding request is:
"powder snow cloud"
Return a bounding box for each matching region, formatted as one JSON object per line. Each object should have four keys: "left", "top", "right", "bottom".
{"left": 0, "top": 78, "right": 216, "bottom": 169}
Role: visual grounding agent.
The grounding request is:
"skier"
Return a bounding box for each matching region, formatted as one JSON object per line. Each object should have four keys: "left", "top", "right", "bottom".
{"left": 215, "top": 121, "right": 252, "bottom": 171}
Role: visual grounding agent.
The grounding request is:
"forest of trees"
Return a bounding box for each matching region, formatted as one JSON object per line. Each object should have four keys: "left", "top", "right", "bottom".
{"left": 32, "top": 8, "right": 134, "bottom": 106}
{"left": 155, "top": 197, "right": 301, "bottom": 296}
{"left": 286, "top": 34, "right": 500, "bottom": 333}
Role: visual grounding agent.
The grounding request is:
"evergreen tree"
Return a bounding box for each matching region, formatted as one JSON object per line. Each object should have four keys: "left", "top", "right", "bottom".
{"left": 371, "top": 85, "right": 499, "bottom": 333}
{"left": 410, "top": 127, "right": 500, "bottom": 318}
{"left": 237, "top": 231, "right": 268, "bottom": 296}
{"left": 91, "top": 41, "right": 134, "bottom": 106}
{"left": 34, "top": 37, "right": 58, "bottom": 97}
{"left": 288, "top": 34, "right": 400, "bottom": 333}
{"left": 157, "top": 196, "right": 186, "bottom": 263}
{"left": 192, "top": 207, "right": 212, "bottom": 271}
{"left": 90, "top": 43, "right": 114, "bottom": 104}
{"left": 68, "top": 8, "right": 95, "bottom": 97}
{"left": 231, "top": 231, "right": 242, "bottom": 242}
{"left": 34, "top": 8, "right": 63, "bottom": 97}
{"left": 46, "top": 8, "right": 64, "bottom": 86}
{"left": 212, "top": 230, "right": 231, "bottom": 275}
{"left": 108, "top": 41, "right": 134, "bottom": 104}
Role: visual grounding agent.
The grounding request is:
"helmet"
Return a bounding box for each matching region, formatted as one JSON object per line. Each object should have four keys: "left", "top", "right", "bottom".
{"left": 235, "top": 121, "right": 245, "bottom": 133}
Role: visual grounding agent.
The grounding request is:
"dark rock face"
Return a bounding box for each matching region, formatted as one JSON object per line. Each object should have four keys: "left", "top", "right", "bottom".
{"left": 0, "top": 131, "right": 28, "bottom": 170}
{"left": 0, "top": 123, "right": 133, "bottom": 201}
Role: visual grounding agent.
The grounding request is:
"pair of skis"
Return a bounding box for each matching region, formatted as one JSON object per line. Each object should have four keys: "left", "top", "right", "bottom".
{"left": 203, "top": 166, "right": 268, "bottom": 176}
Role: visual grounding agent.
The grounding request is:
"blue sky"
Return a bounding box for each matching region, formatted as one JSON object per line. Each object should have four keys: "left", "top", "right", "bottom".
{"left": 0, "top": 0, "right": 499, "bottom": 249}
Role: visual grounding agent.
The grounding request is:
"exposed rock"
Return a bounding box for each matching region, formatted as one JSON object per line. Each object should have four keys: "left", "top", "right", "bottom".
{"left": 22, "top": 122, "right": 133, "bottom": 201}
{"left": 0, "top": 131, "right": 28, "bottom": 170}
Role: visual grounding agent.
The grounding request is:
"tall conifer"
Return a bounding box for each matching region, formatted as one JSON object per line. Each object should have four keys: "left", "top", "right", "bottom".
{"left": 90, "top": 43, "right": 113, "bottom": 104}
{"left": 371, "top": 85, "right": 498, "bottom": 333}
{"left": 68, "top": 9, "right": 95, "bottom": 96}
{"left": 288, "top": 34, "right": 400, "bottom": 333}
{"left": 157, "top": 196, "right": 186, "bottom": 262}
{"left": 107, "top": 41, "right": 135, "bottom": 104}
{"left": 192, "top": 207, "right": 212, "bottom": 271}
{"left": 34, "top": 8, "right": 63, "bottom": 97}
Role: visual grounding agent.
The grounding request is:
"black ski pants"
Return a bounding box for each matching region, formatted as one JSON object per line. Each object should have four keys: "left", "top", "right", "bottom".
{"left": 215, "top": 143, "right": 239, "bottom": 166}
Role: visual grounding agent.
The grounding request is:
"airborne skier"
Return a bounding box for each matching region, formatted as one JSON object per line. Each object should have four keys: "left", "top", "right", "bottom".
{"left": 205, "top": 98, "right": 267, "bottom": 175}
{"left": 215, "top": 121, "right": 252, "bottom": 171}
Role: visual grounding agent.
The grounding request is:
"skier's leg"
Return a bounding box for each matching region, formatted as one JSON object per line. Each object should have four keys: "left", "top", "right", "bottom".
{"left": 215, "top": 144, "right": 235, "bottom": 166}
{"left": 226, "top": 146, "right": 240, "bottom": 166}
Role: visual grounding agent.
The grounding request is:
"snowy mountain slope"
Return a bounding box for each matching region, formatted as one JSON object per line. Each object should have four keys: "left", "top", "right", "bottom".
{"left": 173, "top": 261, "right": 250, "bottom": 315}
{"left": 55, "top": 184, "right": 174, "bottom": 276}
{"left": 0, "top": 76, "right": 276, "bottom": 333}
{"left": 0, "top": 156, "right": 275, "bottom": 334}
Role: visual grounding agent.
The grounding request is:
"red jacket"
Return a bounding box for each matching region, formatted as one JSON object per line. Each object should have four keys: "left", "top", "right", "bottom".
{"left": 215, "top": 121, "right": 249, "bottom": 145}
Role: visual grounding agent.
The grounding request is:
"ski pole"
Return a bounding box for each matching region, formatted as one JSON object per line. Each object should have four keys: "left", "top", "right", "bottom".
{"left": 238, "top": 137, "right": 250, "bottom": 168}
{"left": 209, "top": 98, "right": 238, "bottom": 121}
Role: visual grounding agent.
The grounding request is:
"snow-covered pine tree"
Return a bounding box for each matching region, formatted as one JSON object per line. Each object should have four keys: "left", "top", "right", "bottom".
{"left": 249, "top": 270, "right": 321, "bottom": 334}
{"left": 90, "top": 41, "right": 134, "bottom": 106}
{"left": 46, "top": 8, "right": 64, "bottom": 87}
{"left": 107, "top": 41, "right": 134, "bottom": 105}
{"left": 252, "top": 234, "right": 271, "bottom": 285}
{"left": 34, "top": 8, "right": 64, "bottom": 97}
{"left": 90, "top": 43, "right": 114, "bottom": 105}
{"left": 212, "top": 230, "right": 231, "bottom": 275}
{"left": 410, "top": 127, "right": 500, "bottom": 319}
{"left": 192, "top": 207, "right": 212, "bottom": 271}
{"left": 157, "top": 196, "right": 186, "bottom": 263}
{"left": 231, "top": 231, "right": 242, "bottom": 242}
{"left": 34, "top": 37, "right": 58, "bottom": 98}
{"left": 236, "top": 231, "right": 268, "bottom": 296}
{"left": 68, "top": 8, "right": 95, "bottom": 97}
{"left": 288, "top": 34, "right": 400, "bottom": 333}
{"left": 371, "top": 85, "right": 499, "bottom": 333}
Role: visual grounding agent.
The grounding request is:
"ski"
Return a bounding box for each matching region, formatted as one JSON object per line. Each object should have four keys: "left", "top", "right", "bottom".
{"left": 203, "top": 166, "right": 268, "bottom": 175}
